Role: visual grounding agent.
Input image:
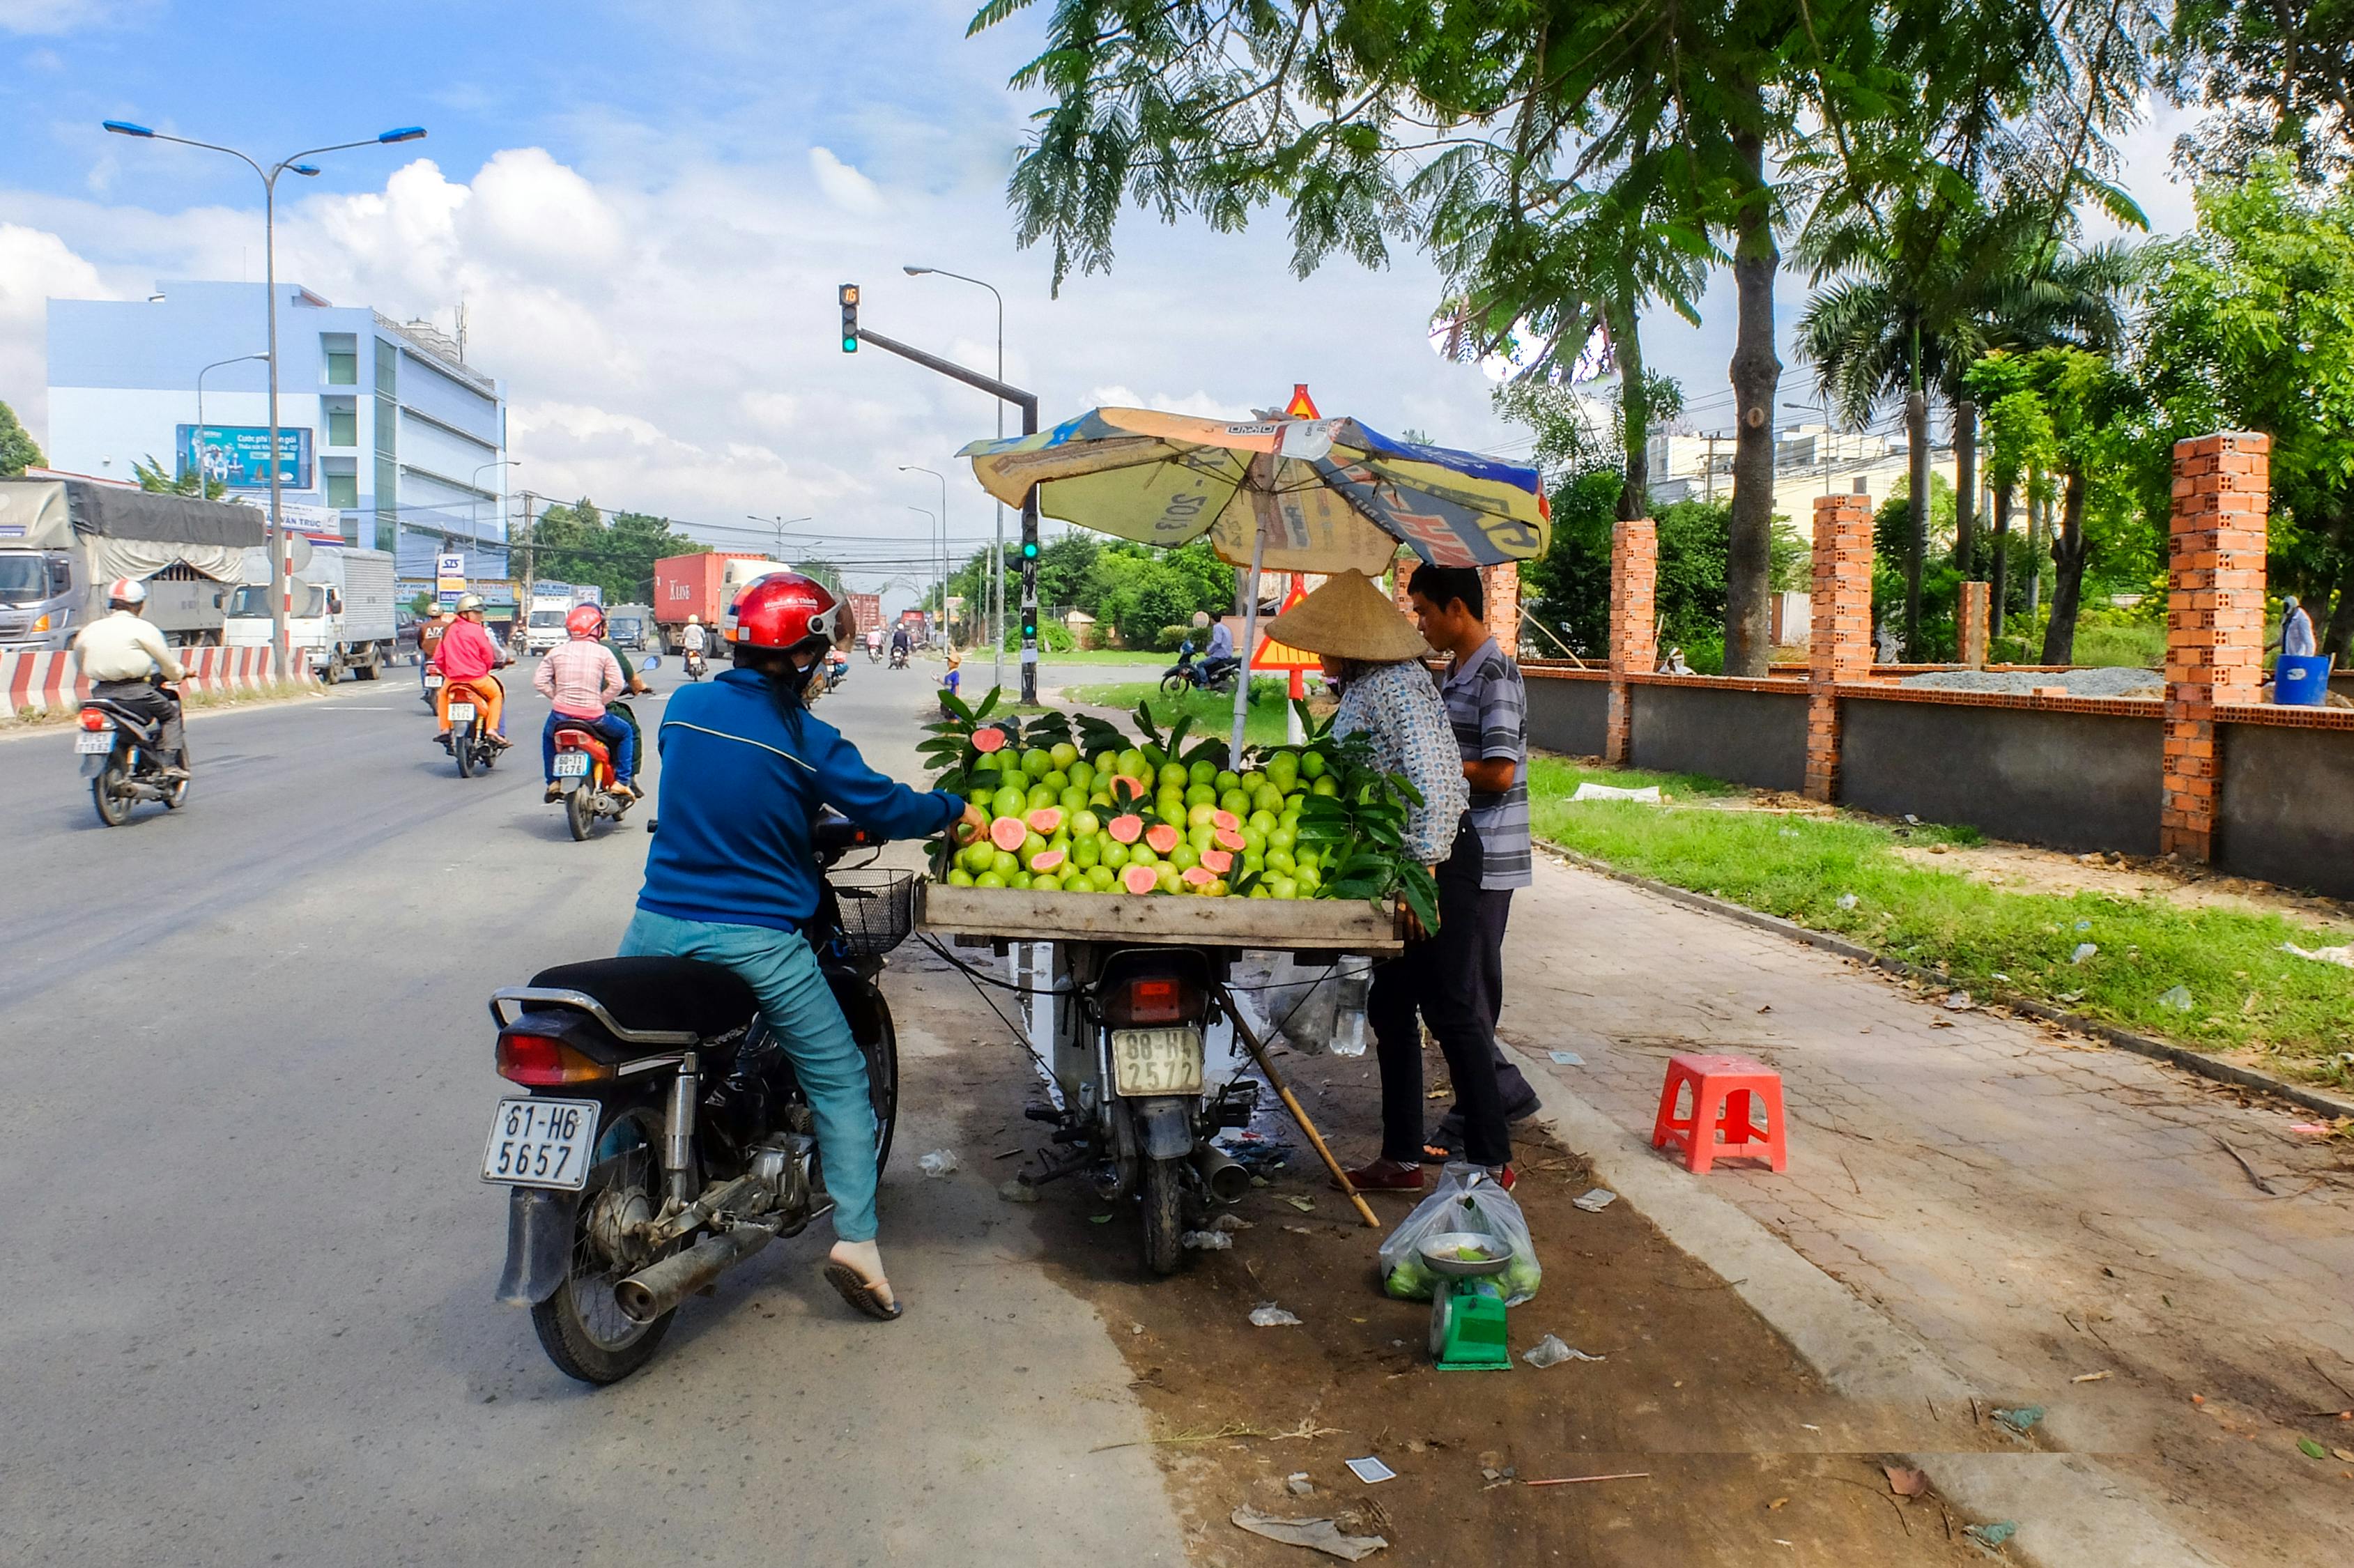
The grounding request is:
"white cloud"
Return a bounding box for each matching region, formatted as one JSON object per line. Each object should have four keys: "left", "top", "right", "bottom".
{"left": 809, "top": 147, "right": 886, "bottom": 217}
{"left": 0, "top": 0, "right": 151, "bottom": 34}
{"left": 1086, "top": 385, "right": 1259, "bottom": 423}
{"left": 0, "top": 223, "right": 111, "bottom": 438}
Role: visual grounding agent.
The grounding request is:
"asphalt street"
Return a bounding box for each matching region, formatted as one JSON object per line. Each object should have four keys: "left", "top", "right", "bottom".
{"left": 0, "top": 654, "right": 1186, "bottom": 1566}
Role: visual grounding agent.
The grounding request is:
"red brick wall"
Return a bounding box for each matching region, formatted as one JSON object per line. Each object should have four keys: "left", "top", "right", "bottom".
{"left": 1805, "top": 495, "right": 1875, "bottom": 801}
{"left": 1607, "top": 518, "right": 1659, "bottom": 762}
{"left": 2162, "top": 432, "right": 2272, "bottom": 861}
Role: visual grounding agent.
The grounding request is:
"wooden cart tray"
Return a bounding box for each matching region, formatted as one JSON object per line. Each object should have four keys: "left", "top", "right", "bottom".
{"left": 917, "top": 881, "right": 1403, "bottom": 954}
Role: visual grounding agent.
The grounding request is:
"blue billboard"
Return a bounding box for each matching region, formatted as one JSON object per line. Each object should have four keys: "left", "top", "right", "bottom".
{"left": 176, "top": 424, "right": 314, "bottom": 490}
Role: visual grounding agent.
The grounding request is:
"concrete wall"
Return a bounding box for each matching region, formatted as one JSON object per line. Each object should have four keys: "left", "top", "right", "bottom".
{"left": 1525, "top": 673, "right": 1609, "bottom": 757}
{"left": 1629, "top": 683, "right": 1809, "bottom": 792}
{"left": 2216, "top": 722, "right": 2354, "bottom": 898}
{"left": 1841, "top": 698, "right": 2164, "bottom": 854}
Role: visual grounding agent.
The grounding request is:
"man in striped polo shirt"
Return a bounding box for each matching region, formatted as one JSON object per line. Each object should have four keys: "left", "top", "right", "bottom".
{"left": 1407, "top": 564, "right": 1541, "bottom": 1158}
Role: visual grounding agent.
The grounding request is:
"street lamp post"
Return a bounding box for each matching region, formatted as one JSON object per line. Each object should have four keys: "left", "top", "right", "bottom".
{"left": 468, "top": 459, "right": 519, "bottom": 612}
{"left": 105, "top": 118, "right": 424, "bottom": 677}
{"left": 905, "top": 266, "right": 1006, "bottom": 693}
{"left": 899, "top": 464, "right": 952, "bottom": 655}
{"left": 193, "top": 351, "right": 268, "bottom": 492}
{"left": 746, "top": 514, "right": 813, "bottom": 560}
{"left": 907, "top": 506, "right": 941, "bottom": 643}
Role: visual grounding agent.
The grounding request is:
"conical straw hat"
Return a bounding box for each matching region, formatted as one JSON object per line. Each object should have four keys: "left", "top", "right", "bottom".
{"left": 1262, "top": 569, "right": 1431, "bottom": 663}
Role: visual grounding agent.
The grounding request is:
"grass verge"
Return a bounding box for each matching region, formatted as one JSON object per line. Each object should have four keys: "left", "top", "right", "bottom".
{"left": 1061, "top": 678, "right": 1298, "bottom": 746}
{"left": 1525, "top": 754, "right": 2354, "bottom": 1086}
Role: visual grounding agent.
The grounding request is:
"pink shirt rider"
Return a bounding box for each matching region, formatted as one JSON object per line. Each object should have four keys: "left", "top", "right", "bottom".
{"left": 534, "top": 639, "right": 625, "bottom": 720}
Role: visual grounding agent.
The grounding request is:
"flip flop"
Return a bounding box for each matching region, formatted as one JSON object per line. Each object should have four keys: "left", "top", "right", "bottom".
{"left": 824, "top": 1261, "right": 903, "bottom": 1321}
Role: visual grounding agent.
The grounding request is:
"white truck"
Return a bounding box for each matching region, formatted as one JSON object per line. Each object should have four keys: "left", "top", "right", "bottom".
{"left": 0, "top": 477, "right": 268, "bottom": 651}
{"left": 522, "top": 582, "right": 603, "bottom": 655}
{"left": 222, "top": 541, "right": 399, "bottom": 682}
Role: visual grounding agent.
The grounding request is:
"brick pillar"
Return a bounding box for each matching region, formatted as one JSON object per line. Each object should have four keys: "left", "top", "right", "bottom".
{"left": 1805, "top": 495, "right": 1875, "bottom": 801}
{"left": 1957, "top": 581, "right": 1990, "bottom": 668}
{"left": 1606, "top": 518, "right": 1658, "bottom": 762}
{"left": 1482, "top": 564, "right": 1522, "bottom": 659}
{"left": 2160, "top": 431, "right": 2271, "bottom": 862}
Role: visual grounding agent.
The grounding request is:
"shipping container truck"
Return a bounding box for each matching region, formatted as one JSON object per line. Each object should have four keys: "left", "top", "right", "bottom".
{"left": 845, "top": 591, "right": 882, "bottom": 637}
{"left": 0, "top": 476, "right": 268, "bottom": 652}
{"left": 222, "top": 542, "right": 398, "bottom": 682}
{"left": 652, "top": 552, "right": 791, "bottom": 652}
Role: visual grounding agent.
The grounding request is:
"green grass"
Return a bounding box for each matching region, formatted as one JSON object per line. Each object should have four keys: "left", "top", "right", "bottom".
{"left": 1061, "top": 678, "right": 1297, "bottom": 746}
{"left": 1033, "top": 648, "right": 1176, "bottom": 666}
{"left": 1526, "top": 755, "right": 2354, "bottom": 1085}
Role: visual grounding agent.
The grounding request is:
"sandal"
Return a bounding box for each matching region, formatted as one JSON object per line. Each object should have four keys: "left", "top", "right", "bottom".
{"left": 824, "top": 1260, "right": 903, "bottom": 1321}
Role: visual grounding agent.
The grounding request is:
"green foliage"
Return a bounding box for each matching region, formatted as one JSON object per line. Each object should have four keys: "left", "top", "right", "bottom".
{"left": 132, "top": 454, "right": 226, "bottom": 499}
{"left": 525, "top": 498, "right": 707, "bottom": 604}
{"left": 1516, "top": 469, "right": 1624, "bottom": 661}
{"left": 2161, "top": 2, "right": 2354, "bottom": 180}
{"left": 0, "top": 399, "right": 43, "bottom": 477}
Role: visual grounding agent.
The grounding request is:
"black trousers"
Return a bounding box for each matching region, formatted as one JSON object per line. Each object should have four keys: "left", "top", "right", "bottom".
{"left": 1369, "top": 813, "right": 1510, "bottom": 1167}
{"left": 93, "top": 678, "right": 184, "bottom": 760}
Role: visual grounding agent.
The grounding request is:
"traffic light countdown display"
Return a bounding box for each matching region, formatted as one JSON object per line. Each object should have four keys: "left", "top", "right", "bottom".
{"left": 838, "top": 284, "right": 859, "bottom": 352}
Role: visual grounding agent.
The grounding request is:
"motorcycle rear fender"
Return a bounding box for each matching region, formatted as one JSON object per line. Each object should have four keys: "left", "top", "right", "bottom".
{"left": 1130, "top": 1095, "right": 1196, "bottom": 1160}
{"left": 495, "top": 1185, "right": 581, "bottom": 1306}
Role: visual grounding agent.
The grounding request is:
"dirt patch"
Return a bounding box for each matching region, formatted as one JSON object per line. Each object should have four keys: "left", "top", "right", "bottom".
{"left": 928, "top": 994, "right": 2007, "bottom": 1565}
{"left": 1886, "top": 840, "right": 2354, "bottom": 935}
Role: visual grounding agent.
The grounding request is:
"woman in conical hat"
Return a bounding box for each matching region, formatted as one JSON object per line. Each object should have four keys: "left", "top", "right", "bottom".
{"left": 1263, "top": 571, "right": 1511, "bottom": 1193}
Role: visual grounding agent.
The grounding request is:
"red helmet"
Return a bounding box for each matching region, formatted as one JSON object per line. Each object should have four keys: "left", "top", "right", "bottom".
{"left": 727, "top": 572, "right": 847, "bottom": 650}
{"left": 564, "top": 604, "right": 606, "bottom": 640}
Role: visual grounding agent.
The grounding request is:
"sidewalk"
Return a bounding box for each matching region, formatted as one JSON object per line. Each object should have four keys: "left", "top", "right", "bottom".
{"left": 1497, "top": 852, "right": 2354, "bottom": 1568}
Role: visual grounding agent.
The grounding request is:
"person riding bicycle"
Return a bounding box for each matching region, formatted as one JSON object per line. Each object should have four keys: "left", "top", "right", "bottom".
{"left": 430, "top": 594, "right": 510, "bottom": 748}
{"left": 70, "top": 578, "right": 190, "bottom": 781}
{"left": 622, "top": 572, "right": 984, "bottom": 1321}
{"left": 536, "top": 604, "right": 638, "bottom": 803}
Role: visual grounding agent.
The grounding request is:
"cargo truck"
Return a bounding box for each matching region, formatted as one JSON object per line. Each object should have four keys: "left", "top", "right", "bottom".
{"left": 845, "top": 591, "right": 881, "bottom": 638}
{"left": 603, "top": 601, "right": 653, "bottom": 651}
{"left": 0, "top": 476, "right": 268, "bottom": 652}
{"left": 222, "top": 541, "right": 399, "bottom": 682}
{"left": 522, "top": 581, "right": 605, "bottom": 654}
{"left": 652, "top": 552, "right": 791, "bottom": 652}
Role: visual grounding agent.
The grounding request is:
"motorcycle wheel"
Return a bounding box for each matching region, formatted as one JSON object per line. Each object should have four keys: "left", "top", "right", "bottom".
{"left": 161, "top": 769, "right": 190, "bottom": 811}
{"left": 478, "top": 739, "right": 498, "bottom": 772}
{"left": 454, "top": 721, "right": 475, "bottom": 778}
{"left": 864, "top": 994, "right": 900, "bottom": 1176}
{"left": 91, "top": 755, "right": 132, "bottom": 827}
{"left": 567, "top": 785, "right": 594, "bottom": 841}
{"left": 531, "top": 1131, "right": 675, "bottom": 1385}
{"left": 1160, "top": 672, "right": 1190, "bottom": 696}
{"left": 1139, "top": 1155, "right": 1185, "bottom": 1276}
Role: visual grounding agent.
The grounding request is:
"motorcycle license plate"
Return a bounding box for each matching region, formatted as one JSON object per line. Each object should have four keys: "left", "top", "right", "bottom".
{"left": 481, "top": 1097, "right": 599, "bottom": 1190}
{"left": 447, "top": 701, "right": 476, "bottom": 723}
{"left": 553, "top": 751, "right": 590, "bottom": 778}
{"left": 1111, "top": 1027, "right": 1205, "bottom": 1096}
{"left": 75, "top": 732, "right": 114, "bottom": 754}
{"left": 425, "top": 673, "right": 445, "bottom": 689}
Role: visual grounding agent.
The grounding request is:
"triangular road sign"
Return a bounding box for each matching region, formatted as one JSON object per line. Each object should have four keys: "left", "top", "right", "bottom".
{"left": 1251, "top": 580, "right": 1320, "bottom": 671}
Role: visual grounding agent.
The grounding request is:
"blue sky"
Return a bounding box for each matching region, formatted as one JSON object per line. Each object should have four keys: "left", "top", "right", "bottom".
{"left": 0, "top": 0, "right": 2202, "bottom": 592}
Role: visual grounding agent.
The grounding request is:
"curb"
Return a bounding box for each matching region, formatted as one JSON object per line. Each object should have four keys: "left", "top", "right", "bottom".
{"left": 1537, "top": 840, "right": 2354, "bottom": 1123}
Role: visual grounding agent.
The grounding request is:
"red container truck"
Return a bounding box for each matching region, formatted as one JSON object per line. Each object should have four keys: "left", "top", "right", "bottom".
{"left": 652, "top": 552, "right": 790, "bottom": 652}
{"left": 845, "top": 592, "right": 881, "bottom": 638}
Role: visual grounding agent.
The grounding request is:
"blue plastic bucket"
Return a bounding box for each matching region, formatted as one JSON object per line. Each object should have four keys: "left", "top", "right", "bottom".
{"left": 2273, "top": 654, "right": 2334, "bottom": 706}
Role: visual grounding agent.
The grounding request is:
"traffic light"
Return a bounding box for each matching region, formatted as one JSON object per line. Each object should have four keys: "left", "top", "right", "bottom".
{"left": 1020, "top": 539, "right": 1038, "bottom": 560}
{"left": 838, "top": 283, "right": 859, "bottom": 352}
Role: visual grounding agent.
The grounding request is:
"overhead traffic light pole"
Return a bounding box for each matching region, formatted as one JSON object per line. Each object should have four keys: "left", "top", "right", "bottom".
{"left": 838, "top": 284, "right": 1044, "bottom": 705}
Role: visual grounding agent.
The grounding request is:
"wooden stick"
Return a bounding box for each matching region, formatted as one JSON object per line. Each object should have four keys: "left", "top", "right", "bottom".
{"left": 1523, "top": 1472, "right": 1651, "bottom": 1487}
{"left": 1215, "top": 981, "right": 1382, "bottom": 1229}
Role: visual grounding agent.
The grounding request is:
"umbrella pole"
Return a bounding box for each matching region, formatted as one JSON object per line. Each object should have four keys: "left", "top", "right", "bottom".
{"left": 1231, "top": 516, "right": 1268, "bottom": 767}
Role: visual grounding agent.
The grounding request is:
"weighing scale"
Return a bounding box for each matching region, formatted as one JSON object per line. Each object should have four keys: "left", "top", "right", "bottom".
{"left": 1421, "top": 1230, "right": 1513, "bottom": 1371}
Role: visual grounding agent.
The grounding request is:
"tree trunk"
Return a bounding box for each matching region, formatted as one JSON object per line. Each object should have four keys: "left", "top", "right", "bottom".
{"left": 1953, "top": 399, "right": 1978, "bottom": 581}
{"left": 2023, "top": 470, "right": 2044, "bottom": 623}
{"left": 2038, "top": 466, "right": 2090, "bottom": 665}
{"left": 1723, "top": 116, "right": 1780, "bottom": 677}
{"left": 1987, "top": 479, "right": 2013, "bottom": 638}
{"left": 1610, "top": 299, "right": 1649, "bottom": 523}
{"left": 1904, "top": 388, "right": 1929, "bottom": 656}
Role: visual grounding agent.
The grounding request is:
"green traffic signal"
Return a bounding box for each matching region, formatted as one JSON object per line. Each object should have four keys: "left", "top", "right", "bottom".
{"left": 1020, "top": 540, "right": 1038, "bottom": 558}
{"left": 838, "top": 282, "right": 859, "bottom": 353}
{"left": 842, "top": 336, "right": 857, "bottom": 353}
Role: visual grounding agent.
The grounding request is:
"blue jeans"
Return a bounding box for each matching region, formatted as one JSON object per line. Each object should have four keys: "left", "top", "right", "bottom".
{"left": 544, "top": 711, "right": 634, "bottom": 784}
{"left": 617, "top": 909, "right": 880, "bottom": 1243}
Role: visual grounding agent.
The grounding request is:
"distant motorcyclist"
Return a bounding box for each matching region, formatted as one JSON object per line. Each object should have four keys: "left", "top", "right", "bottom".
{"left": 431, "top": 593, "right": 511, "bottom": 748}
{"left": 1200, "top": 617, "right": 1240, "bottom": 685}
{"left": 417, "top": 606, "right": 454, "bottom": 689}
{"left": 70, "top": 578, "right": 190, "bottom": 781}
{"left": 536, "top": 604, "right": 637, "bottom": 803}
{"left": 866, "top": 626, "right": 883, "bottom": 661}
{"left": 889, "top": 623, "right": 911, "bottom": 660}
{"left": 682, "top": 615, "right": 708, "bottom": 658}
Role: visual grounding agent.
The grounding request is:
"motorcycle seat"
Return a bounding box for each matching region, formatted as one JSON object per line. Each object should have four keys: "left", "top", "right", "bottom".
{"left": 528, "top": 957, "right": 759, "bottom": 1043}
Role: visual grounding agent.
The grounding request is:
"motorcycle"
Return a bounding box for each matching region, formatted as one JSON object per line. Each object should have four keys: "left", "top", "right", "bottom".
{"left": 482, "top": 813, "right": 909, "bottom": 1384}
{"left": 1025, "top": 944, "right": 1258, "bottom": 1274}
{"left": 550, "top": 701, "right": 638, "bottom": 841}
{"left": 1161, "top": 645, "right": 1238, "bottom": 695}
{"left": 441, "top": 676, "right": 505, "bottom": 778}
{"left": 422, "top": 668, "right": 444, "bottom": 709}
{"left": 888, "top": 645, "right": 909, "bottom": 670}
{"left": 866, "top": 641, "right": 882, "bottom": 664}
{"left": 823, "top": 653, "right": 848, "bottom": 693}
{"left": 75, "top": 691, "right": 190, "bottom": 827}
{"left": 683, "top": 647, "right": 707, "bottom": 682}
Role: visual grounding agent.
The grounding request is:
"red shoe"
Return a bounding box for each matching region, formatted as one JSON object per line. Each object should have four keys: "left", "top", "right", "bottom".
{"left": 1337, "top": 1158, "right": 1424, "bottom": 1192}
{"left": 1487, "top": 1165, "right": 1516, "bottom": 1192}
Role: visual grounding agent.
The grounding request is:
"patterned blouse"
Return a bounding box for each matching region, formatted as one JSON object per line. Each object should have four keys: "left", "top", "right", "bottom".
{"left": 1332, "top": 658, "right": 1470, "bottom": 866}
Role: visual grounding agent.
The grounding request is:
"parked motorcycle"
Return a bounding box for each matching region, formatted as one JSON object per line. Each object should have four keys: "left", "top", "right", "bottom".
{"left": 441, "top": 676, "right": 505, "bottom": 778}
{"left": 482, "top": 814, "right": 909, "bottom": 1383}
{"left": 1161, "top": 645, "right": 1239, "bottom": 695}
{"left": 1026, "top": 944, "right": 1257, "bottom": 1274}
{"left": 75, "top": 692, "right": 190, "bottom": 827}
{"left": 550, "top": 701, "right": 638, "bottom": 840}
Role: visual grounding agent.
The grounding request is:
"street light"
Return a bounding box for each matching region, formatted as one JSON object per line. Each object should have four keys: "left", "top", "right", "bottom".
{"left": 105, "top": 118, "right": 425, "bottom": 676}
{"left": 899, "top": 464, "right": 951, "bottom": 652}
{"left": 907, "top": 505, "right": 941, "bottom": 644}
{"left": 905, "top": 265, "right": 1006, "bottom": 692}
{"left": 746, "top": 514, "right": 813, "bottom": 558}
{"left": 194, "top": 351, "right": 268, "bottom": 493}
{"left": 468, "top": 459, "right": 519, "bottom": 574}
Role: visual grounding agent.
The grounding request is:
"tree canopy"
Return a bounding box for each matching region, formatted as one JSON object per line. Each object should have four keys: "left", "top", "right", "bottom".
{"left": 0, "top": 399, "right": 43, "bottom": 477}
{"left": 524, "top": 498, "right": 708, "bottom": 603}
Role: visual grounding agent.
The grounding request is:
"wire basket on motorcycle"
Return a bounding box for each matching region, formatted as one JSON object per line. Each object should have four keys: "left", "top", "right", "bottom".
{"left": 826, "top": 869, "right": 916, "bottom": 959}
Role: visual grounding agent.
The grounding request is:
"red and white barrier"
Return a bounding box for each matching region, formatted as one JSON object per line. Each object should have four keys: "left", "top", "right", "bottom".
{"left": 0, "top": 644, "right": 311, "bottom": 717}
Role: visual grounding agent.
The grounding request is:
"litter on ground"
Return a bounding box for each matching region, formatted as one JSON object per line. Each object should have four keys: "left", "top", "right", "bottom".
{"left": 1572, "top": 1188, "right": 1617, "bottom": 1213}
{"left": 1230, "top": 1506, "right": 1388, "bottom": 1560}
{"left": 1343, "top": 1456, "right": 1397, "bottom": 1484}
{"left": 1250, "top": 1303, "right": 1304, "bottom": 1328}
{"left": 1571, "top": 781, "right": 1663, "bottom": 804}
{"left": 1523, "top": 1335, "right": 1606, "bottom": 1368}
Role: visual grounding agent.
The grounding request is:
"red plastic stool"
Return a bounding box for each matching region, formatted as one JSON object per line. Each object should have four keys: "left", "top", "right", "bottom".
{"left": 1650, "top": 1054, "right": 1788, "bottom": 1173}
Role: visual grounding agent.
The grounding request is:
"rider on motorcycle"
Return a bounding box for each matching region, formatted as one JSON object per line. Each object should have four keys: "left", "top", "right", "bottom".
{"left": 888, "top": 623, "right": 911, "bottom": 662}
{"left": 536, "top": 604, "right": 638, "bottom": 803}
{"left": 621, "top": 573, "right": 983, "bottom": 1321}
{"left": 681, "top": 614, "right": 707, "bottom": 661}
{"left": 431, "top": 593, "right": 510, "bottom": 749}
{"left": 70, "top": 578, "right": 190, "bottom": 781}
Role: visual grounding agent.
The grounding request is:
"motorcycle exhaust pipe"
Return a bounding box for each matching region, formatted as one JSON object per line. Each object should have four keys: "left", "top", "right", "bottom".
{"left": 1193, "top": 1143, "right": 1253, "bottom": 1204}
{"left": 613, "top": 1224, "right": 774, "bottom": 1323}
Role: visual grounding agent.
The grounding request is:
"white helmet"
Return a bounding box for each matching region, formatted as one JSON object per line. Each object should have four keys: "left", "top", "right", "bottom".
{"left": 687, "top": 614, "right": 702, "bottom": 625}
{"left": 107, "top": 577, "right": 148, "bottom": 606}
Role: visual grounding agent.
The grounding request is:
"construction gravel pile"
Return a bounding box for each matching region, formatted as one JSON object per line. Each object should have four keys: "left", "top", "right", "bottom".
{"left": 1899, "top": 666, "right": 2164, "bottom": 698}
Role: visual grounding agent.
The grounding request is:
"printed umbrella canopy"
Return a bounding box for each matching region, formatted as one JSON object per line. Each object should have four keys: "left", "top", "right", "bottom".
{"left": 958, "top": 406, "right": 1551, "bottom": 576}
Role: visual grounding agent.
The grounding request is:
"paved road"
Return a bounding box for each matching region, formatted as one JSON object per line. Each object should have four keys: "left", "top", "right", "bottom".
{"left": 0, "top": 658, "right": 1185, "bottom": 1565}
